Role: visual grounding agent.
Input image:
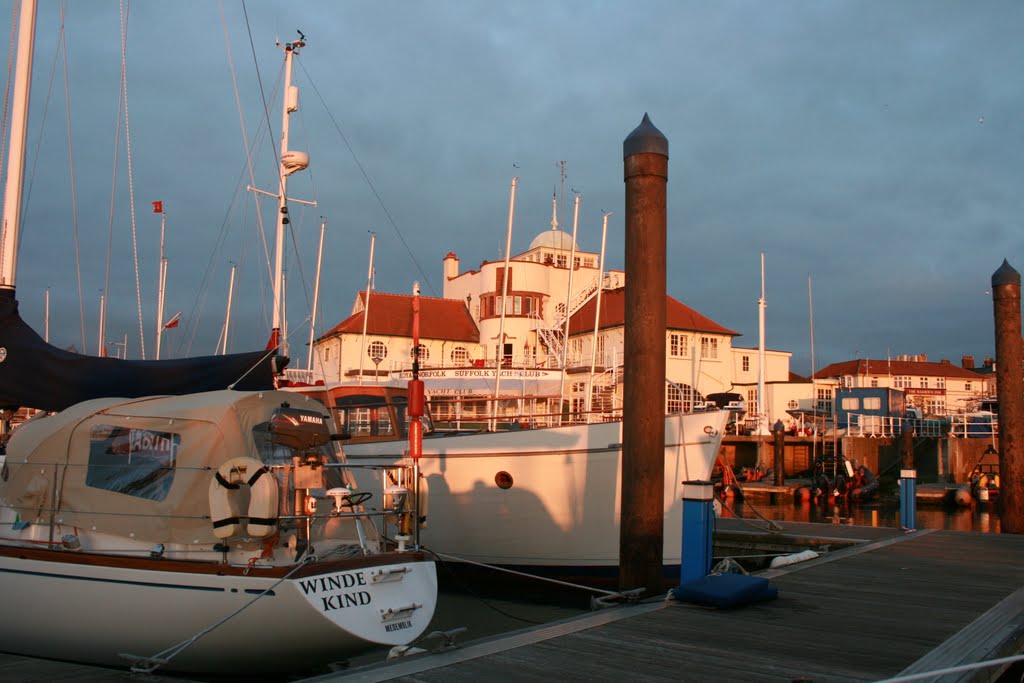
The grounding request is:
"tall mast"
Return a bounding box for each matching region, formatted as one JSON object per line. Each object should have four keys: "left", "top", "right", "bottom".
{"left": 0, "top": 0, "right": 38, "bottom": 292}
{"left": 557, "top": 193, "right": 580, "bottom": 424}
{"left": 491, "top": 176, "right": 517, "bottom": 428}
{"left": 586, "top": 212, "right": 610, "bottom": 421}
{"left": 220, "top": 262, "right": 236, "bottom": 355}
{"left": 306, "top": 218, "right": 326, "bottom": 372}
{"left": 357, "top": 233, "right": 376, "bottom": 385}
{"left": 252, "top": 31, "right": 315, "bottom": 356}
{"left": 757, "top": 252, "right": 768, "bottom": 435}
{"left": 154, "top": 206, "right": 167, "bottom": 359}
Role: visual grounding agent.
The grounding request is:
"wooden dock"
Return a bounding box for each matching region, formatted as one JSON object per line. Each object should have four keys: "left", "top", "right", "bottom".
{"left": 317, "top": 525, "right": 1024, "bottom": 683}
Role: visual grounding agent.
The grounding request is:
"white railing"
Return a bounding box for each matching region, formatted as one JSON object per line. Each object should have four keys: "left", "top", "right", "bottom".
{"left": 847, "top": 414, "right": 946, "bottom": 438}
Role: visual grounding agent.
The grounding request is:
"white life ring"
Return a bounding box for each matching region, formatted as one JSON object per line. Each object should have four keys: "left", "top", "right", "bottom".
{"left": 208, "top": 457, "right": 279, "bottom": 539}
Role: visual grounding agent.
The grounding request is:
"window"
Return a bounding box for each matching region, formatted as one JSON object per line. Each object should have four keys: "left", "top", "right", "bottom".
{"left": 700, "top": 337, "right": 718, "bottom": 359}
{"left": 936, "top": 377, "right": 946, "bottom": 389}
{"left": 573, "top": 256, "right": 581, "bottom": 268}
{"left": 667, "top": 384, "right": 682, "bottom": 414}
{"left": 894, "top": 376, "right": 910, "bottom": 388}
{"left": 787, "top": 399, "right": 799, "bottom": 410}
{"left": 86, "top": 425, "right": 179, "bottom": 501}
{"left": 841, "top": 398, "right": 860, "bottom": 411}
{"left": 920, "top": 377, "right": 929, "bottom": 389}
{"left": 556, "top": 254, "right": 568, "bottom": 268}
{"left": 742, "top": 356, "right": 750, "bottom": 372}
{"left": 367, "top": 341, "right": 387, "bottom": 364}
{"left": 863, "top": 397, "right": 882, "bottom": 410}
{"left": 816, "top": 388, "right": 833, "bottom": 414}
{"left": 496, "top": 267, "right": 512, "bottom": 292}
{"left": 965, "top": 381, "right": 972, "bottom": 392}
{"left": 669, "top": 333, "right": 689, "bottom": 358}
{"left": 514, "top": 296, "right": 523, "bottom": 315}
{"left": 451, "top": 346, "right": 469, "bottom": 365}
{"left": 595, "top": 335, "right": 606, "bottom": 365}
{"left": 870, "top": 378, "right": 878, "bottom": 388}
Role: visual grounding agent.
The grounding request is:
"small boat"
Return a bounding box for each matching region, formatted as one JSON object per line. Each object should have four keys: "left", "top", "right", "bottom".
{"left": 848, "top": 465, "right": 879, "bottom": 501}
{"left": 0, "top": 390, "right": 437, "bottom": 675}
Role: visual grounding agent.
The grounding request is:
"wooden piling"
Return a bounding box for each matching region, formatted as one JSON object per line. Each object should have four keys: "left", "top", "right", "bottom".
{"left": 773, "top": 420, "right": 785, "bottom": 486}
{"left": 900, "top": 428, "right": 914, "bottom": 470}
{"left": 620, "top": 114, "right": 668, "bottom": 594}
{"left": 991, "top": 260, "right": 1024, "bottom": 532}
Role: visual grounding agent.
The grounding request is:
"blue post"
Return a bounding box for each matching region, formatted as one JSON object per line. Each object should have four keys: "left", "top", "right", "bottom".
{"left": 900, "top": 468, "right": 917, "bottom": 531}
{"left": 680, "top": 480, "right": 715, "bottom": 585}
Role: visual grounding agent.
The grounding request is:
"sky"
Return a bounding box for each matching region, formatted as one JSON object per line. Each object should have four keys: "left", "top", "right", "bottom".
{"left": 2, "top": 1, "right": 1022, "bottom": 376}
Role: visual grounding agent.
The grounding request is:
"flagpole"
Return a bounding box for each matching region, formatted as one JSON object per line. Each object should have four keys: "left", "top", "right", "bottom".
{"left": 220, "top": 262, "right": 236, "bottom": 355}
{"left": 155, "top": 204, "right": 166, "bottom": 359}
{"left": 307, "top": 218, "right": 326, "bottom": 372}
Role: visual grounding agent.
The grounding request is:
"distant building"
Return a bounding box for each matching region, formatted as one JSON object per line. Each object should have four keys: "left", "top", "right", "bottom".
{"left": 814, "top": 354, "right": 991, "bottom": 416}
{"left": 305, "top": 218, "right": 800, "bottom": 427}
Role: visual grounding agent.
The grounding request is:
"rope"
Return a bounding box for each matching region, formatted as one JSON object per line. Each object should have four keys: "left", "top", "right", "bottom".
{"left": 117, "top": 0, "right": 145, "bottom": 359}
{"left": 123, "top": 553, "right": 318, "bottom": 673}
{"left": 58, "top": 2, "right": 86, "bottom": 355}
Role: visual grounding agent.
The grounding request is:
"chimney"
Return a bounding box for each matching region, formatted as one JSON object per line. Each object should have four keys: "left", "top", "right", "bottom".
{"left": 443, "top": 252, "right": 459, "bottom": 281}
{"left": 984, "top": 356, "right": 994, "bottom": 368}
{"left": 962, "top": 355, "right": 975, "bottom": 369}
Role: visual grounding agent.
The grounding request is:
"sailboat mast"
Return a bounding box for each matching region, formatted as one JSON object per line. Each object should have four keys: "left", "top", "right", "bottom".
{"left": 757, "top": 252, "right": 767, "bottom": 434}
{"left": 44, "top": 287, "right": 49, "bottom": 342}
{"left": 220, "top": 262, "right": 236, "bottom": 355}
{"left": 306, "top": 218, "right": 326, "bottom": 372}
{"left": 155, "top": 208, "right": 167, "bottom": 359}
{"left": 491, "top": 176, "right": 517, "bottom": 427}
{"left": 0, "top": 0, "right": 37, "bottom": 291}
{"left": 357, "top": 233, "right": 376, "bottom": 385}
{"left": 270, "top": 34, "right": 305, "bottom": 355}
{"left": 557, "top": 193, "right": 580, "bottom": 425}
{"left": 586, "top": 212, "right": 610, "bottom": 421}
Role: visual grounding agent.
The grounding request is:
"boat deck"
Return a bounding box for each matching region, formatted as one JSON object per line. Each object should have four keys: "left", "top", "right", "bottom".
{"left": 319, "top": 524, "right": 1024, "bottom": 683}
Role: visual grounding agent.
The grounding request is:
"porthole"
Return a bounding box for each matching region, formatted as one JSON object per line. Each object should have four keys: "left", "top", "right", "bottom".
{"left": 495, "top": 471, "right": 513, "bottom": 489}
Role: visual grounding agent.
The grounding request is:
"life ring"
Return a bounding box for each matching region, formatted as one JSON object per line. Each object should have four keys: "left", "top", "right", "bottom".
{"left": 208, "top": 457, "right": 279, "bottom": 539}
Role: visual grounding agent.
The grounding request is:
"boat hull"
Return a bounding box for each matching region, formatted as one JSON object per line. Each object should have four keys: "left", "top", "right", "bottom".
{"left": 344, "top": 411, "right": 728, "bottom": 573}
{"left": 0, "top": 548, "right": 437, "bottom": 675}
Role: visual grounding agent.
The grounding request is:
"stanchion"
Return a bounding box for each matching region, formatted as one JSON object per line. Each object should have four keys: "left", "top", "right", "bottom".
{"left": 899, "top": 468, "right": 917, "bottom": 531}
{"left": 680, "top": 480, "right": 715, "bottom": 585}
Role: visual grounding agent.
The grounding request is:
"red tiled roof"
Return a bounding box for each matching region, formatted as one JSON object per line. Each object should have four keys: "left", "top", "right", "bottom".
{"left": 815, "top": 358, "right": 983, "bottom": 380}
{"left": 567, "top": 288, "right": 738, "bottom": 336}
{"left": 319, "top": 291, "right": 479, "bottom": 342}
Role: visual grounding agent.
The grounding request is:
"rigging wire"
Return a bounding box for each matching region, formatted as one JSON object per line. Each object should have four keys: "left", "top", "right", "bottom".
{"left": 58, "top": 2, "right": 86, "bottom": 357}
{"left": 116, "top": 0, "right": 145, "bottom": 359}
{"left": 297, "top": 59, "right": 437, "bottom": 297}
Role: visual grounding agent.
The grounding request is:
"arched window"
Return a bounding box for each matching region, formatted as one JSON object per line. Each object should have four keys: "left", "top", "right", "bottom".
{"left": 451, "top": 346, "right": 469, "bottom": 365}
{"left": 367, "top": 341, "right": 387, "bottom": 364}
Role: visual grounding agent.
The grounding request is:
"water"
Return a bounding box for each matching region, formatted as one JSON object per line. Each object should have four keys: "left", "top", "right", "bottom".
{"left": 721, "top": 493, "right": 1002, "bottom": 533}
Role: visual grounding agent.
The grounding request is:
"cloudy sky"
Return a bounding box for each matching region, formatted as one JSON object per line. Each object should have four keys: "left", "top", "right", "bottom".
{"left": 4, "top": 1, "right": 1022, "bottom": 375}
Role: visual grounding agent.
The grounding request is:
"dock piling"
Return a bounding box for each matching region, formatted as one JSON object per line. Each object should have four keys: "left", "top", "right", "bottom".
{"left": 900, "top": 468, "right": 917, "bottom": 531}
{"left": 680, "top": 481, "right": 715, "bottom": 585}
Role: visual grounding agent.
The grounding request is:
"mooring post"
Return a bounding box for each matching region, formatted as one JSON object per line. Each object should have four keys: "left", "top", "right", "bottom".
{"left": 991, "top": 260, "right": 1024, "bottom": 533}
{"left": 680, "top": 481, "right": 715, "bottom": 585}
{"left": 772, "top": 420, "right": 785, "bottom": 487}
{"left": 620, "top": 114, "right": 668, "bottom": 594}
{"left": 900, "top": 427, "right": 914, "bottom": 470}
{"left": 899, "top": 469, "right": 917, "bottom": 531}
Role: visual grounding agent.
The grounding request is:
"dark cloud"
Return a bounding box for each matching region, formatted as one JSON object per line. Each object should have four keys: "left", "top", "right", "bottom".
{"left": 5, "top": 1, "right": 1021, "bottom": 372}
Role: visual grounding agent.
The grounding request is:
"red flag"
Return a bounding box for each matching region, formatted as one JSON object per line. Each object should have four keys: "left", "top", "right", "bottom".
{"left": 266, "top": 328, "right": 280, "bottom": 351}
{"left": 152, "top": 200, "right": 163, "bottom": 213}
{"left": 163, "top": 311, "right": 181, "bottom": 329}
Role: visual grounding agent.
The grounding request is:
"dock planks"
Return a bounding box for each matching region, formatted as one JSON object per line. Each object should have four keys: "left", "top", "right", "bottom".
{"left": 319, "top": 526, "right": 1024, "bottom": 683}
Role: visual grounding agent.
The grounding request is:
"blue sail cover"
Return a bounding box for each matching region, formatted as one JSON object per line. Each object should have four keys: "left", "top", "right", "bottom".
{"left": 0, "top": 290, "right": 281, "bottom": 412}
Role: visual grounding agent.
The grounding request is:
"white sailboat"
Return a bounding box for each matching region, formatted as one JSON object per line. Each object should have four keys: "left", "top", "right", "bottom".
{"left": 0, "top": 7, "right": 436, "bottom": 675}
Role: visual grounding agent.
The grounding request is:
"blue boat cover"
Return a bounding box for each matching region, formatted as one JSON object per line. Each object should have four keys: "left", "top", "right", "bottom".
{"left": 672, "top": 573, "right": 778, "bottom": 608}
